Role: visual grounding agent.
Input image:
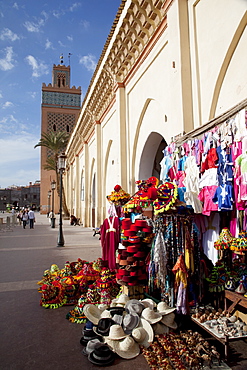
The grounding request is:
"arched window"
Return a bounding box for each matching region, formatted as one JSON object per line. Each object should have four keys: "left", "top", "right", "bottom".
{"left": 53, "top": 124, "right": 56, "bottom": 131}
{"left": 66, "top": 125, "right": 70, "bottom": 133}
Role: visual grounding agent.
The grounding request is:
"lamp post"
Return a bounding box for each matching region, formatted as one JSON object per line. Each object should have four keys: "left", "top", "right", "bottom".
{"left": 51, "top": 180, "right": 56, "bottom": 228}
{"left": 57, "top": 152, "right": 67, "bottom": 247}
{"left": 47, "top": 190, "right": 51, "bottom": 217}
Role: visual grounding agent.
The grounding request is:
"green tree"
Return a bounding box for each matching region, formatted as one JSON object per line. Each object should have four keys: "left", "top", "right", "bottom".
{"left": 34, "top": 131, "right": 70, "bottom": 217}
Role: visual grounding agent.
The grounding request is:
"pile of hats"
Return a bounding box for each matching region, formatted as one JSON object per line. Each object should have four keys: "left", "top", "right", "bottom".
{"left": 66, "top": 269, "right": 120, "bottom": 323}
{"left": 38, "top": 258, "right": 121, "bottom": 315}
{"left": 230, "top": 231, "right": 247, "bottom": 252}
{"left": 80, "top": 293, "right": 177, "bottom": 365}
{"left": 214, "top": 228, "right": 235, "bottom": 250}
{"left": 116, "top": 219, "right": 154, "bottom": 286}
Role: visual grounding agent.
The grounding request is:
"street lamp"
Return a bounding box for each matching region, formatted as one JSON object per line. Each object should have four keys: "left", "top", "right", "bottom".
{"left": 57, "top": 152, "right": 67, "bottom": 247}
{"left": 51, "top": 180, "right": 56, "bottom": 228}
{"left": 47, "top": 190, "right": 51, "bottom": 217}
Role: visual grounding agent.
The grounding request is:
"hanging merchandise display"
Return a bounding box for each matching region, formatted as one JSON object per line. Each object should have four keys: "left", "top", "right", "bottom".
{"left": 37, "top": 105, "right": 247, "bottom": 366}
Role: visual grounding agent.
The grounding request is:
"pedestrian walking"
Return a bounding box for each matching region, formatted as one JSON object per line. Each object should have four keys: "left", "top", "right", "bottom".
{"left": 22, "top": 210, "right": 28, "bottom": 229}
{"left": 48, "top": 210, "right": 54, "bottom": 225}
{"left": 28, "top": 208, "right": 35, "bottom": 229}
{"left": 17, "top": 210, "right": 23, "bottom": 225}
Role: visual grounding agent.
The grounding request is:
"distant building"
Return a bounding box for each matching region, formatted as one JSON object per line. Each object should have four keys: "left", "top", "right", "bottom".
{"left": 40, "top": 58, "right": 81, "bottom": 214}
{"left": 0, "top": 181, "right": 40, "bottom": 210}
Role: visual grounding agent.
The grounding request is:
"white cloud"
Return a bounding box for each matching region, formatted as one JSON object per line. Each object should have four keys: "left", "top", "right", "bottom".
{"left": 80, "top": 20, "right": 90, "bottom": 30}
{"left": 52, "top": 10, "right": 64, "bottom": 19}
{"left": 45, "top": 38, "right": 54, "bottom": 50}
{"left": 67, "top": 35, "right": 73, "bottom": 42}
{"left": 58, "top": 40, "right": 65, "bottom": 47}
{"left": 2, "top": 101, "right": 14, "bottom": 109}
{"left": 0, "top": 28, "right": 20, "bottom": 41}
{"left": 25, "top": 55, "right": 49, "bottom": 78}
{"left": 0, "top": 91, "right": 3, "bottom": 98}
{"left": 0, "top": 134, "right": 40, "bottom": 187}
{"left": 23, "top": 19, "right": 45, "bottom": 33}
{"left": 13, "top": 2, "right": 19, "bottom": 10}
{"left": 41, "top": 11, "right": 49, "bottom": 21}
{"left": 69, "top": 3, "right": 81, "bottom": 12}
{"left": 0, "top": 46, "right": 15, "bottom": 71}
{"left": 79, "top": 54, "right": 96, "bottom": 72}
{"left": 28, "top": 92, "right": 37, "bottom": 99}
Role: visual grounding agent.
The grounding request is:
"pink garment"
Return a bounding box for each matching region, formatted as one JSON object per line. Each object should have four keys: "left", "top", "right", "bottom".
{"left": 175, "top": 171, "right": 186, "bottom": 187}
{"left": 198, "top": 186, "right": 218, "bottom": 216}
{"left": 236, "top": 174, "right": 247, "bottom": 201}
{"left": 231, "top": 141, "right": 242, "bottom": 161}
{"left": 234, "top": 175, "right": 245, "bottom": 210}
{"left": 100, "top": 216, "right": 120, "bottom": 270}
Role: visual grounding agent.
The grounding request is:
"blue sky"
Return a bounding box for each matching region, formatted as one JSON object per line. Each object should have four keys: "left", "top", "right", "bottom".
{"left": 0, "top": 0, "right": 121, "bottom": 188}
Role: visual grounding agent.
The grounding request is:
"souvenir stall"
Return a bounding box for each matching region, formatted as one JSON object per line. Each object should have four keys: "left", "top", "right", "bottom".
{"left": 37, "top": 105, "right": 247, "bottom": 367}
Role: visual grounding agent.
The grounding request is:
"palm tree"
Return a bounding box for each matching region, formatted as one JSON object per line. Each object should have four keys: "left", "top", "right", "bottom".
{"left": 34, "top": 131, "right": 70, "bottom": 217}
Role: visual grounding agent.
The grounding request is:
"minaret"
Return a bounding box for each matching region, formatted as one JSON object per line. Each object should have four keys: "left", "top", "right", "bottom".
{"left": 40, "top": 56, "right": 81, "bottom": 214}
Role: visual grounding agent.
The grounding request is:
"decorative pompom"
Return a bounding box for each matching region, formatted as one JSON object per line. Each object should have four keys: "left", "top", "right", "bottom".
{"left": 114, "top": 184, "right": 122, "bottom": 192}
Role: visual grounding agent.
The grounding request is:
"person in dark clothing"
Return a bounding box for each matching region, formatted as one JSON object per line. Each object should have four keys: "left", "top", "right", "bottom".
{"left": 70, "top": 215, "right": 79, "bottom": 226}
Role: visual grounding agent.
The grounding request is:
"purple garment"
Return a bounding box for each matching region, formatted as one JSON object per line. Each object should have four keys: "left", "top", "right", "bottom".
{"left": 176, "top": 281, "right": 188, "bottom": 315}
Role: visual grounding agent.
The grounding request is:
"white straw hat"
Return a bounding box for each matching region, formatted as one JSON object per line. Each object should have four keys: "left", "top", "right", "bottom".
{"left": 115, "top": 294, "right": 130, "bottom": 306}
{"left": 132, "top": 318, "right": 153, "bottom": 348}
{"left": 106, "top": 324, "right": 128, "bottom": 340}
{"left": 136, "top": 318, "right": 153, "bottom": 347}
{"left": 141, "top": 307, "right": 162, "bottom": 324}
{"left": 97, "top": 304, "right": 109, "bottom": 312}
{"left": 83, "top": 304, "right": 102, "bottom": 325}
{"left": 112, "top": 336, "right": 140, "bottom": 359}
{"left": 110, "top": 298, "right": 117, "bottom": 307}
{"left": 141, "top": 298, "right": 157, "bottom": 310}
{"left": 100, "top": 309, "right": 112, "bottom": 319}
{"left": 161, "top": 312, "right": 177, "bottom": 329}
{"left": 156, "top": 301, "right": 176, "bottom": 315}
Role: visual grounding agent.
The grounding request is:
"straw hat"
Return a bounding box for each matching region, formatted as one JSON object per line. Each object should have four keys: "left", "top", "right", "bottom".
{"left": 125, "top": 299, "right": 145, "bottom": 315}
{"left": 97, "top": 303, "right": 109, "bottom": 312}
{"left": 110, "top": 298, "right": 117, "bottom": 307}
{"left": 111, "top": 336, "right": 140, "bottom": 359}
{"left": 141, "top": 298, "right": 157, "bottom": 310}
{"left": 106, "top": 324, "right": 128, "bottom": 340}
{"left": 156, "top": 301, "right": 176, "bottom": 315}
{"left": 161, "top": 312, "right": 177, "bottom": 329}
{"left": 122, "top": 313, "right": 140, "bottom": 334}
{"left": 141, "top": 307, "right": 162, "bottom": 324}
{"left": 88, "top": 343, "right": 115, "bottom": 366}
{"left": 83, "top": 304, "right": 102, "bottom": 325}
{"left": 115, "top": 294, "right": 130, "bottom": 306}
{"left": 152, "top": 321, "right": 169, "bottom": 335}
{"left": 100, "top": 309, "right": 112, "bottom": 319}
{"left": 132, "top": 318, "right": 153, "bottom": 348}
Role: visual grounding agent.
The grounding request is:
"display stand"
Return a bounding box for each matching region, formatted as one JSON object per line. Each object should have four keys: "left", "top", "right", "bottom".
{"left": 192, "top": 318, "right": 247, "bottom": 361}
{"left": 224, "top": 290, "right": 247, "bottom": 313}
{"left": 191, "top": 291, "right": 247, "bottom": 361}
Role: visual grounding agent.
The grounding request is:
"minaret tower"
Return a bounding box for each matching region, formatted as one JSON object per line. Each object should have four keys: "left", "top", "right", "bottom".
{"left": 40, "top": 55, "right": 81, "bottom": 214}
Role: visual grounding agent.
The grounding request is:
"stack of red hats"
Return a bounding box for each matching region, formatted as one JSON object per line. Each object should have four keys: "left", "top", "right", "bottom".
{"left": 116, "top": 218, "right": 153, "bottom": 286}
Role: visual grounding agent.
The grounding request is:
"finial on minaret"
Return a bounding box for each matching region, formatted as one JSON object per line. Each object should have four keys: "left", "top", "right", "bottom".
{"left": 60, "top": 54, "right": 63, "bottom": 64}
{"left": 68, "top": 53, "right": 72, "bottom": 65}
